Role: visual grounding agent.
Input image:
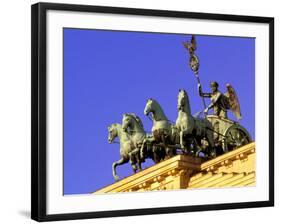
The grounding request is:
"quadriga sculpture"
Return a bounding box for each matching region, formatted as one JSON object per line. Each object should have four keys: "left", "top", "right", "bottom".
{"left": 107, "top": 89, "right": 251, "bottom": 181}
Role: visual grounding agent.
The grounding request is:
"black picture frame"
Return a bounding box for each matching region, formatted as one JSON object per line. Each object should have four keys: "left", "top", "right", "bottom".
{"left": 31, "top": 2, "right": 274, "bottom": 222}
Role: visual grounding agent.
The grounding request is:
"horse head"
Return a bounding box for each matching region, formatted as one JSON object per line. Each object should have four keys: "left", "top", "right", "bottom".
{"left": 178, "top": 89, "right": 187, "bottom": 111}
{"left": 123, "top": 113, "right": 145, "bottom": 134}
{"left": 178, "top": 89, "right": 192, "bottom": 114}
{"left": 122, "top": 113, "right": 131, "bottom": 133}
{"left": 144, "top": 98, "right": 154, "bottom": 116}
{"left": 108, "top": 124, "right": 118, "bottom": 143}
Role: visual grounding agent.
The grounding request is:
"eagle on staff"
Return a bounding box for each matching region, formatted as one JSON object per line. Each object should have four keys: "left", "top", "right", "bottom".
{"left": 183, "top": 35, "right": 199, "bottom": 74}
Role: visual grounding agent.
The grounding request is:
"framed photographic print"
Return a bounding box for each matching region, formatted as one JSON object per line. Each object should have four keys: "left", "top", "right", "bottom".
{"left": 31, "top": 2, "right": 274, "bottom": 222}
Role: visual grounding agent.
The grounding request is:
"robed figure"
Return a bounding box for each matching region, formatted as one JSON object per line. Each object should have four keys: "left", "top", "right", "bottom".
{"left": 198, "top": 82, "right": 242, "bottom": 120}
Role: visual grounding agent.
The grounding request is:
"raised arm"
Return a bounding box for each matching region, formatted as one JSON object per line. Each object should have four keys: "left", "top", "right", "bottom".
{"left": 198, "top": 84, "right": 211, "bottom": 98}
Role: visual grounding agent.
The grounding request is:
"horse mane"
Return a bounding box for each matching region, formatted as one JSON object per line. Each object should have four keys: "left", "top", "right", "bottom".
{"left": 127, "top": 113, "right": 144, "bottom": 129}
{"left": 149, "top": 98, "right": 168, "bottom": 121}
{"left": 150, "top": 98, "right": 161, "bottom": 110}
{"left": 109, "top": 123, "right": 121, "bottom": 129}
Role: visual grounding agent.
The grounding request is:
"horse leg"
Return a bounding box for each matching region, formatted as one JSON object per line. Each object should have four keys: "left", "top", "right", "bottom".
{"left": 140, "top": 139, "right": 147, "bottom": 160}
{"left": 162, "top": 146, "right": 173, "bottom": 159}
{"left": 198, "top": 130, "right": 215, "bottom": 158}
{"left": 129, "top": 147, "right": 140, "bottom": 159}
{"left": 180, "top": 130, "right": 192, "bottom": 154}
{"left": 194, "top": 137, "right": 203, "bottom": 157}
{"left": 137, "top": 154, "right": 142, "bottom": 171}
{"left": 167, "top": 148, "right": 174, "bottom": 159}
{"left": 165, "top": 143, "right": 175, "bottom": 159}
{"left": 183, "top": 136, "right": 192, "bottom": 155}
{"left": 207, "top": 130, "right": 216, "bottom": 158}
{"left": 164, "top": 133, "right": 175, "bottom": 159}
{"left": 130, "top": 159, "right": 138, "bottom": 173}
{"left": 161, "top": 133, "right": 170, "bottom": 159}
{"left": 112, "top": 157, "right": 127, "bottom": 181}
{"left": 152, "top": 146, "right": 161, "bottom": 163}
{"left": 180, "top": 130, "right": 185, "bottom": 149}
{"left": 130, "top": 147, "right": 143, "bottom": 172}
{"left": 134, "top": 147, "right": 143, "bottom": 171}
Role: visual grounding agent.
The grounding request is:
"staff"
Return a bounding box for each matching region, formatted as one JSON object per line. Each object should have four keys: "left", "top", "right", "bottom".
{"left": 183, "top": 35, "right": 207, "bottom": 111}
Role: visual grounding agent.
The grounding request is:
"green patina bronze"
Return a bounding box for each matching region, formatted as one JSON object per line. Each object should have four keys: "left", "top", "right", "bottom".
{"left": 199, "top": 82, "right": 242, "bottom": 120}
{"left": 175, "top": 89, "right": 215, "bottom": 157}
{"left": 107, "top": 123, "right": 140, "bottom": 181}
{"left": 122, "top": 113, "right": 161, "bottom": 165}
{"left": 107, "top": 35, "right": 252, "bottom": 181}
{"left": 141, "top": 98, "right": 176, "bottom": 161}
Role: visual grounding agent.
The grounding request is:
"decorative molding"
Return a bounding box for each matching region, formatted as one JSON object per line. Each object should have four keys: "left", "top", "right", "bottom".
{"left": 94, "top": 142, "right": 255, "bottom": 193}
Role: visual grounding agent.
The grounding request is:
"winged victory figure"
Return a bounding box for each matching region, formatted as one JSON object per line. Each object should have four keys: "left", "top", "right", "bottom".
{"left": 199, "top": 82, "right": 242, "bottom": 120}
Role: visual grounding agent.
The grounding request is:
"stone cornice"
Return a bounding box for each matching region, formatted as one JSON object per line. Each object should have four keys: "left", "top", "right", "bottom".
{"left": 200, "top": 142, "right": 255, "bottom": 172}
{"left": 94, "top": 154, "right": 202, "bottom": 193}
{"left": 93, "top": 142, "right": 255, "bottom": 193}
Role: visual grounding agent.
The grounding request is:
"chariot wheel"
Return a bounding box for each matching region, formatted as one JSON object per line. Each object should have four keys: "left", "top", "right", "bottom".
{"left": 223, "top": 125, "right": 251, "bottom": 152}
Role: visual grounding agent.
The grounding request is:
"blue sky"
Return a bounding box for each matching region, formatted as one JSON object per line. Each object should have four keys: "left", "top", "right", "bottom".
{"left": 63, "top": 28, "right": 255, "bottom": 194}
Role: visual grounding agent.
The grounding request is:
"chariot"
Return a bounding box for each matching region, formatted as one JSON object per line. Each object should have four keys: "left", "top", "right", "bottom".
{"left": 206, "top": 115, "right": 252, "bottom": 153}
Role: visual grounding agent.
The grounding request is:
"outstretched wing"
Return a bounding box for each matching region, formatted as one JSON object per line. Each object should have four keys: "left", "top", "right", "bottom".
{"left": 183, "top": 41, "right": 191, "bottom": 51}
{"left": 225, "top": 84, "right": 242, "bottom": 120}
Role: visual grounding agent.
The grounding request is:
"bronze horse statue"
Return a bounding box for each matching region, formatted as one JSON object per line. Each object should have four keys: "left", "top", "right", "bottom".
{"left": 108, "top": 123, "right": 140, "bottom": 181}
{"left": 175, "top": 89, "right": 216, "bottom": 157}
{"left": 140, "top": 98, "right": 176, "bottom": 161}
{"left": 122, "top": 113, "right": 161, "bottom": 164}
